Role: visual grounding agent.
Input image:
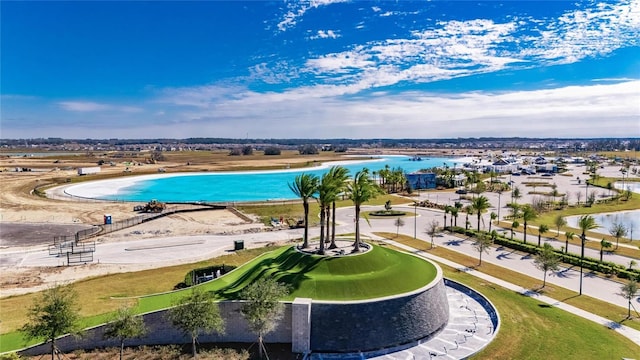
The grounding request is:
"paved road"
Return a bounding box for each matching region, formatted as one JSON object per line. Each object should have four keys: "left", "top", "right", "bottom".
{"left": 333, "top": 205, "right": 637, "bottom": 310}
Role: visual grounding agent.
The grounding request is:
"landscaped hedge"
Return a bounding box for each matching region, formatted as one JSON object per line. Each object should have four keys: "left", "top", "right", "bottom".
{"left": 450, "top": 227, "right": 640, "bottom": 281}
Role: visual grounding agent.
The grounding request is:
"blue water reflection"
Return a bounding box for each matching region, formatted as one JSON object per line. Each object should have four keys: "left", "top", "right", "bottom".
{"left": 100, "top": 155, "right": 456, "bottom": 202}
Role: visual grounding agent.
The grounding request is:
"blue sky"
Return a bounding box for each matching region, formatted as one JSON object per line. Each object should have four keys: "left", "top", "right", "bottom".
{"left": 1, "top": 0, "right": 639, "bottom": 139}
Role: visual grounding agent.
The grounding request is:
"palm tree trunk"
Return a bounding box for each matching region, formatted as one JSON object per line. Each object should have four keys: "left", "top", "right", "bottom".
{"left": 600, "top": 248, "right": 603, "bottom": 262}
{"left": 353, "top": 206, "right": 361, "bottom": 252}
{"left": 192, "top": 336, "right": 197, "bottom": 358}
{"left": 302, "top": 201, "right": 309, "bottom": 248}
{"left": 565, "top": 239, "right": 569, "bottom": 253}
{"left": 477, "top": 213, "right": 481, "bottom": 232}
{"left": 542, "top": 272, "right": 547, "bottom": 288}
{"left": 538, "top": 234, "right": 541, "bottom": 247}
{"left": 325, "top": 206, "right": 332, "bottom": 248}
{"left": 319, "top": 209, "right": 326, "bottom": 254}
{"left": 258, "top": 334, "right": 264, "bottom": 359}
{"left": 120, "top": 339, "right": 125, "bottom": 360}
{"left": 51, "top": 340, "right": 55, "bottom": 360}
{"left": 523, "top": 223, "right": 527, "bottom": 244}
{"left": 331, "top": 202, "right": 337, "bottom": 242}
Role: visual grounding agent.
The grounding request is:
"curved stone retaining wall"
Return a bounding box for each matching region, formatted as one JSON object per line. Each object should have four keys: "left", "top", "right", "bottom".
{"left": 309, "top": 275, "right": 449, "bottom": 353}
{"left": 19, "top": 259, "right": 449, "bottom": 356}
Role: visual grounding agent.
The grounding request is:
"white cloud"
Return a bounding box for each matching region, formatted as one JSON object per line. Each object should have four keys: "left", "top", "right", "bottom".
{"left": 295, "top": 1, "right": 638, "bottom": 93}
{"left": 57, "top": 101, "right": 142, "bottom": 113}
{"left": 277, "top": 0, "right": 349, "bottom": 32}
{"left": 155, "top": 79, "right": 639, "bottom": 139}
{"left": 310, "top": 29, "right": 340, "bottom": 39}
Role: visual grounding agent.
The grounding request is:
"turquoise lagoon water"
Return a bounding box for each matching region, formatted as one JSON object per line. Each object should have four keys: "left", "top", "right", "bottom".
{"left": 95, "top": 156, "right": 456, "bottom": 203}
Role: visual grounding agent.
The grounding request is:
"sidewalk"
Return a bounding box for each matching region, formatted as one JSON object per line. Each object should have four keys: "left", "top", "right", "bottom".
{"left": 373, "top": 235, "right": 640, "bottom": 347}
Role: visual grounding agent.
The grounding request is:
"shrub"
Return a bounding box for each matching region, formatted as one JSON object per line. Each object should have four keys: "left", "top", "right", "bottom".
{"left": 263, "top": 146, "right": 281, "bottom": 155}
{"left": 298, "top": 144, "right": 318, "bottom": 155}
{"left": 241, "top": 145, "right": 253, "bottom": 156}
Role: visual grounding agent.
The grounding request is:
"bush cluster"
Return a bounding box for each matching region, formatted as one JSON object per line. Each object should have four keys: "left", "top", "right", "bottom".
{"left": 451, "top": 227, "right": 640, "bottom": 281}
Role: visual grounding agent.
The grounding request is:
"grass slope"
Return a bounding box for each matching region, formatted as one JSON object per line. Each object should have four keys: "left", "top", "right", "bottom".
{"left": 137, "top": 244, "right": 436, "bottom": 313}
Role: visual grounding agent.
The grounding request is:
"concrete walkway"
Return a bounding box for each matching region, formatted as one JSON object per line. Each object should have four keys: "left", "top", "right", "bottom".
{"left": 377, "top": 236, "right": 640, "bottom": 347}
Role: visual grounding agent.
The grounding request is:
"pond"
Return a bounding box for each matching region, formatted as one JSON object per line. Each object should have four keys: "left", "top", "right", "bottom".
{"left": 615, "top": 181, "right": 640, "bottom": 194}
{"left": 565, "top": 210, "right": 639, "bottom": 239}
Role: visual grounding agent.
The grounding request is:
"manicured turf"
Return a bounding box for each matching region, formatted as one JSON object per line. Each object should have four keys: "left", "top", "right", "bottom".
{"left": 136, "top": 244, "right": 437, "bottom": 313}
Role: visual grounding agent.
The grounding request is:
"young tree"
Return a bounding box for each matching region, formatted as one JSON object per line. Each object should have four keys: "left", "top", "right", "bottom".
{"left": 512, "top": 186, "right": 522, "bottom": 204}
{"left": 619, "top": 280, "right": 638, "bottom": 319}
{"left": 426, "top": 220, "right": 439, "bottom": 249}
{"left": 574, "top": 190, "right": 583, "bottom": 206}
{"left": 537, "top": 224, "right": 549, "bottom": 247}
{"left": 394, "top": 217, "right": 405, "bottom": 237}
{"left": 241, "top": 278, "right": 290, "bottom": 359}
{"left": 554, "top": 215, "right": 567, "bottom": 237}
{"left": 599, "top": 239, "right": 612, "bottom": 262}
{"left": 21, "top": 284, "right": 81, "bottom": 360}
{"left": 288, "top": 173, "right": 319, "bottom": 249}
{"left": 533, "top": 243, "right": 560, "bottom": 288}
{"left": 473, "top": 234, "right": 492, "bottom": 266}
{"left": 564, "top": 231, "right": 575, "bottom": 254}
{"left": 167, "top": 287, "right": 225, "bottom": 358}
{"left": 104, "top": 305, "right": 147, "bottom": 360}
{"left": 608, "top": 221, "right": 628, "bottom": 250}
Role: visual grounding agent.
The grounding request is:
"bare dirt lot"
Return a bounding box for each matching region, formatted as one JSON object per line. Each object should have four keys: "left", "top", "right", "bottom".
{"left": 0, "top": 150, "right": 347, "bottom": 295}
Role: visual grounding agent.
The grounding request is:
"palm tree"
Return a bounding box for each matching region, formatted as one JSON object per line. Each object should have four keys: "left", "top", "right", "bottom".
{"left": 564, "top": 231, "right": 575, "bottom": 253}
{"left": 288, "top": 173, "right": 319, "bottom": 249}
{"left": 608, "top": 221, "right": 628, "bottom": 250}
{"left": 471, "top": 195, "right": 490, "bottom": 232}
{"left": 554, "top": 215, "right": 567, "bottom": 238}
{"left": 325, "top": 166, "right": 350, "bottom": 249}
{"left": 317, "top": 172, "right": 340, "bottom": 254}
{"left": 450, "top": 207, "right": 458, "bottom": 229}
{"left": 443, "top": 206, "right": 450, "bottom": 231}
{"left": 537, "top": 224, "right": 549, "bottom": 247}
{"left": 521, "top": 205, "right": 537, "bottom": 244}
{"left": 347, "top": 169, "right": 383, "bottom": 252}
{"left": 453, "top": 201, "right": 463, "bottom": 227}
{"left": 511, "top": 221, "right": 519, "bottom": 240}
{"left": 599, "top": 239, "right": 612, "bottom": 262}
{"left": 464, "top": 205, "right": 473, "bottom": 230}
{"left": 578, "top": 215, "right": 598, "bottom": 294}
{"left": 489, "top": 212, "right": 497, "bottom": 233}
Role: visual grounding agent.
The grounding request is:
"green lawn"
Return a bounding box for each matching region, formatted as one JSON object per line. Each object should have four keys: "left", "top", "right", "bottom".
{"left": 137, "top": 244, "right": 436, "bottom": 313}
{"left": 1, "top": 244, "right": 435, "bottom": 353}
{"left": 444, "top": 267, "right": 640, "bottom": 359}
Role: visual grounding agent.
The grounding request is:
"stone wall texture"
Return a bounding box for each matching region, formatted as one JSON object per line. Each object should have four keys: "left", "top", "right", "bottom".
{"left": 21, "top": 301, "right": 292, "bottom": 356}
{"left": 309, "top": 277, "right": 449, "bottom": 353}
